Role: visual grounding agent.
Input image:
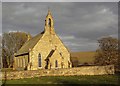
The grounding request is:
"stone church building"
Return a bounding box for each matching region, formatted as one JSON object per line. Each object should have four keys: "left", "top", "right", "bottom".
{"left": 14, "top": 10, "right": 72, "bottom": 70}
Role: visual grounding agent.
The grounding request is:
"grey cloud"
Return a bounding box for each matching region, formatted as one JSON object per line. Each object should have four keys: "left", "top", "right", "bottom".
{"left": 2, "top": 0, "right": 120, "bottom": 2}
{"left": 2, "top": 2, "right": 118, "bottom": 52}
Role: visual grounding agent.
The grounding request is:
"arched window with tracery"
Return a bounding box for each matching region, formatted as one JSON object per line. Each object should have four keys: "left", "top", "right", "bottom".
{"left": 38, "top": 53, "right": 42, "bottom": 67}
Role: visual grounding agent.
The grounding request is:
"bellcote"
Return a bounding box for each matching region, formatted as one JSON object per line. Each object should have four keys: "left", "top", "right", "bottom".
{"left": 45, "top": 10, "right": 54, "bottom": 28}
{"left": 44, "top": 10, "right": 55, "bottom": 34}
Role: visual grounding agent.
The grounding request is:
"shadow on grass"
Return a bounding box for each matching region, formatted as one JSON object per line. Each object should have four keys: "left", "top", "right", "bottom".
{"left": 48, "top": 75, "right": 120, "bottom": 86}
{"left": 2, "top": 75, "right": 120, "bottom": 86}
{"left": 49, "top": 76, "right": 96, "bottom": 86}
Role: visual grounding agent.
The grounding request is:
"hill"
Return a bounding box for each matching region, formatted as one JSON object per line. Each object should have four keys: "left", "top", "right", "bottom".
{"left": 70, "top": 51, "right": 96, "bottom": 67}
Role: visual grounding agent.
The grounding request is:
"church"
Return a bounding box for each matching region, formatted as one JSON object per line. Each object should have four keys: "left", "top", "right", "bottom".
{"left": 14, "top": 10, "right": 72, "bottom": 70}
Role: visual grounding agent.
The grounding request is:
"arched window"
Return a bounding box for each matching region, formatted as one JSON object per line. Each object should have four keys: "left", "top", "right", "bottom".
{"left": 23, "top": 58, "right": 25, "bottom": 67}
{"left": 21, "top": 58, "right": 23, "bottom": 67}
{"left": 61, "top": 62, "right": 64, "bottom": 68}
{"left": 55, "top": 60, "right": 58, "bottom": 68}
{"left": 17, "top": 58, "right": 19, "bottom": 67}
{"left": 20, "top": 58, "right": 22, "bottom": 67}
{"left": 48, "top": 18, "right": 51, "bottom": 27}
{"left": 38, "top": 53, "right": 42, "bottom": 67}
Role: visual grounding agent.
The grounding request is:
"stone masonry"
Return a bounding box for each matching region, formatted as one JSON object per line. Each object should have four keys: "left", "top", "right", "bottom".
{"left": 2, "top": 65, "right": 114, "bottom": 80}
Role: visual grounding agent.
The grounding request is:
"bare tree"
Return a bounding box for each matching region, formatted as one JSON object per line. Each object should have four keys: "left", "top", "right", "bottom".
{"left": 2, "top": 31, "right": 32, "bottom": 68}
{"left": 94, "top": 37, "right": 119, "bottom": 71}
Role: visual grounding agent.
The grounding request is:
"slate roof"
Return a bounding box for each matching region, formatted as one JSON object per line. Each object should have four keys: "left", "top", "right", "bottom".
{"left": 15, "top": 32, "right": 44, "bottom": 56}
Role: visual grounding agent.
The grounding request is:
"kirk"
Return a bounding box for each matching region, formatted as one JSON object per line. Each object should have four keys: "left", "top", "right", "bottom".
{"left": 14, "top": 10, "right": 72, "bottom": 70}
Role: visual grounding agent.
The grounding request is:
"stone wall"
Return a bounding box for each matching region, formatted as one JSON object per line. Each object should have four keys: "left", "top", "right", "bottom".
{"left": 2, "top": 65, "right": 114, "bottom": 80}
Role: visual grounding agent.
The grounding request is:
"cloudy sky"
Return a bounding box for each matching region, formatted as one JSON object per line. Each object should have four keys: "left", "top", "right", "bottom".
{"left": 1, "top": 0, "right": 120, "bottom": 2}
{"left": 2, "top": 2, "right": 118, "bottom": 52}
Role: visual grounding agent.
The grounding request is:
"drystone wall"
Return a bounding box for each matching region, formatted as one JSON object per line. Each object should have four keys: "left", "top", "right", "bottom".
{"left": 2, "top": 65, "right": 114, "bottom": 80}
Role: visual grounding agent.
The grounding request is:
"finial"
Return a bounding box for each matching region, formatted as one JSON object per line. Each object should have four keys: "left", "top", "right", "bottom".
{"left": 48, "top": 6, "right": 51, "bottom": 15}
{"left": 27, "top": 32, "right": 31, "bottom": 41}
{"left": 48, "top": 6, "right": 50, "bottom": 11}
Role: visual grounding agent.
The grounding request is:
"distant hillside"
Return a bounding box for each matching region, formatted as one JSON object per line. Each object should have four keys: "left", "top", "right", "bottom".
{"left": 70, "top": 51, "right": 96, "bottom": 67}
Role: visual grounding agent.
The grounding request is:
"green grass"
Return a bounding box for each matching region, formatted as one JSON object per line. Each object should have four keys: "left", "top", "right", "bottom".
{"left": 2, "top": 75, "right": 119, "bottom": 85}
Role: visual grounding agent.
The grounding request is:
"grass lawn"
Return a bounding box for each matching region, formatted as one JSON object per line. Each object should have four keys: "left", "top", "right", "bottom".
{"left": 2, "top": 75, "right": 120, "bottom": 85}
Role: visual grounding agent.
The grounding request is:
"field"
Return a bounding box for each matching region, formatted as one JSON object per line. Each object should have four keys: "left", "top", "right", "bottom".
{"left": 70, "top": 51, "right": 96, "bottom": 66}
{"left": 2, "top": 75, "right": 119, "bottom": 85}
{"left": 71, "top": 51, "right": 96, "bottom": 63}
